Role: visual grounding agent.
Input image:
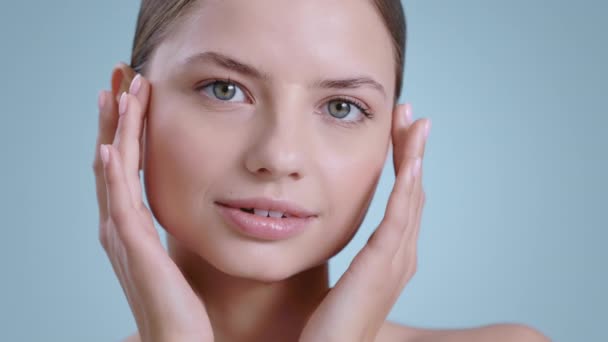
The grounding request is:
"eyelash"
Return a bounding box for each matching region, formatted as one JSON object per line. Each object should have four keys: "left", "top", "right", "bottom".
{"left": 196, "top": 79, "right": 375, "bottom": 124}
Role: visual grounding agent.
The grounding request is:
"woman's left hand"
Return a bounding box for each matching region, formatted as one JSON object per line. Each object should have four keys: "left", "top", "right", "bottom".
{"left": 300, "top": 103, "right": 430, "bottom": 342}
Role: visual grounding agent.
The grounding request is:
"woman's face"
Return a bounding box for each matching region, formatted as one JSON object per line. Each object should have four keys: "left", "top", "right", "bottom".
{"left": 143, "top": 0, "right": 396, "bottom": 281}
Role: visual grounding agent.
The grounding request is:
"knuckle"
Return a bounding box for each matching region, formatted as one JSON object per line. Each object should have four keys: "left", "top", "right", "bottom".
{"left": 384, "top": 210, "right": 407, "bottom": 228}
{"left": 408, "top": 254, "right": 418, "bottom": 273}
{"left": 115, "top": 117, "right": 125, "bottom": 136}
{"left": 129, "top": 94, "right": 142, "bottom": 111}
{"left": 133, "top": 201, "right": 148, "bottom": 216}
{"left": 92, "top": 159, "right": 103, "bottom": 174}
{"left": 379, "top": 219, "right": 399, "bottom": 239}
{"left": 98, "top": 225, "right": 109, "bottom": 252}
{"left": 393, "top": 215, "right": 408, "bottom": 230}
{"left": 109, "top": 206, "right": 131, "bottom": 226}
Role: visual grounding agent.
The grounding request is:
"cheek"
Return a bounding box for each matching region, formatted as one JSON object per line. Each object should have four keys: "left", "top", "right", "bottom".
{"left": 312, "top": 134, "right": 388, "bottom": 256}
{"left": 318, "top": 119, "right": 390, "bottom": 209}
{"left": 142, "top": 102, "right": 242, "bottom": 238}
{"left": 329, "top": 150, "right": 386, "bottom": 216}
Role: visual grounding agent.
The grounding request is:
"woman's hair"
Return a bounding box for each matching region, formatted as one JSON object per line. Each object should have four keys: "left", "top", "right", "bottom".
{"left": 130, "top": 0, "right": 406, "bottom": 100}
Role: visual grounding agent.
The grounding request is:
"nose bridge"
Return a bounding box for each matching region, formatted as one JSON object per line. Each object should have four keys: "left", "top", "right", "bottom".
{"left": 244, "top": 95, "right": 308, "bottom": 180}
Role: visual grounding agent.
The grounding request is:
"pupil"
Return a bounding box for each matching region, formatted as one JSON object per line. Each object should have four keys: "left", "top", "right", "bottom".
{"left": 214, "top": 82, "right": 236, "bottom": 100}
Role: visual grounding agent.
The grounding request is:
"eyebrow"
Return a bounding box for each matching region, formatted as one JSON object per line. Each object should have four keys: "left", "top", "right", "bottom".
{"left": 314, "top": 77, "right": 386, "bottom": 99}
{"left": 179, "top": 51, "right": 386, "bottom": 98}
{"left": 180, "top": 51, "right": 270, "bottom": 80}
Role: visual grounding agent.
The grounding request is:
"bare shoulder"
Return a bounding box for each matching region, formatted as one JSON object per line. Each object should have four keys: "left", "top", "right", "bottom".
{"left": 376, "top": 321, "right": 551, "bottom": 342}
{"left": 123, "top": 323, "right": 550, "bottom": 342}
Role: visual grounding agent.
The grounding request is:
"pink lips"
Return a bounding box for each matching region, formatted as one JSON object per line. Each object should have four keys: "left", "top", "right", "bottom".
{"left": 215, "top": 198, "right": 317, "bottom": 241}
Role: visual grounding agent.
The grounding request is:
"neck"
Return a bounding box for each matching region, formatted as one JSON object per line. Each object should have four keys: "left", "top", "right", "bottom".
{"left": 167, "top": 235, "right": 331, "bottom": 342}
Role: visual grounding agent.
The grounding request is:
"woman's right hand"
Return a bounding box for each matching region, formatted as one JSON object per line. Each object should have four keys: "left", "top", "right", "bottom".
{"left": 92, "top": 69, "right": 213, "bottom": 342}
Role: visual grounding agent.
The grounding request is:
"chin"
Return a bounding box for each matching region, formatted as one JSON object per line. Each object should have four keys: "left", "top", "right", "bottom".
{"left": 189, "top": 225, "right": 329, "bottom": 284}
{"left": 232, "top": 265, "right": 299, "bottom": 284}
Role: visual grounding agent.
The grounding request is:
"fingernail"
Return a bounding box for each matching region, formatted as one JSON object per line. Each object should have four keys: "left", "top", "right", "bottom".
{"left": 130, "top": 74, "right": 142, "bottom": 95}
{"left": 100, "top": 145, "right": 109, "bottom": 165}
{"left": 98, "top": 91, "right": 106, "bottom": 111}
{"left": 405, "top": 103, "right": 412, "bottom": 123}
{"left": 119, "top": 92, "right": 128, "bottom": 115}
{"left": 424, "top": 119, "right": 432, "bottom": 139}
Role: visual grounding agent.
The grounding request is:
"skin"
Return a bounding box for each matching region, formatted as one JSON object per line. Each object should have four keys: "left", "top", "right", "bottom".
{"left": 92, "top": 0, "right": 551, "bottom": 341}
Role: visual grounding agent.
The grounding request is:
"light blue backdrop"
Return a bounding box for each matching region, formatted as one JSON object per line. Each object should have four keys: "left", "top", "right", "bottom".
{"left": 0, "top": 1, "right": 605, "bottom": 341}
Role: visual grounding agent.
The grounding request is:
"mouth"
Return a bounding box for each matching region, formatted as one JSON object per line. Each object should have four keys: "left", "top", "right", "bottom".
{"left": 216, "top": 197, "right": 317, "bottom": 219}
{"left": 214, "top": 197, "right": 317, "bottom": 241}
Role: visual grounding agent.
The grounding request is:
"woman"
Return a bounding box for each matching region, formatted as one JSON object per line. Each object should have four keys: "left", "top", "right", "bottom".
{"left": 93, "top": 0, "right": 550, "bottom": 341}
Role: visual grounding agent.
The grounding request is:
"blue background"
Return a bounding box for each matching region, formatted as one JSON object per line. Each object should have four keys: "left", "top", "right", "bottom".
{"left": 0, "top": 1, "right": 605, "bottom": 341}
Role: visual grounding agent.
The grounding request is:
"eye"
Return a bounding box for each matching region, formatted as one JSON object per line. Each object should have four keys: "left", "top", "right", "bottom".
{"left": 324, "top": 98, "right": 374, "bottom": 122}
{"left": 201, "top": 80, "right": 247, "bottom": 102}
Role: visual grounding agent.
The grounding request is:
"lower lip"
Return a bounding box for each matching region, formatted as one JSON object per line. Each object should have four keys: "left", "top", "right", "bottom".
{"left": 216, "top": 204, "right": 314, "bottom": 241}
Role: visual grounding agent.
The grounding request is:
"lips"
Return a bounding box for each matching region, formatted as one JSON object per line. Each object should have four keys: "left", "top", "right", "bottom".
{"left": 216, "top": 197, "right": 317, "bottom": 219}
{"left": 215, "top": 197, "right": 317, "bottom": 241}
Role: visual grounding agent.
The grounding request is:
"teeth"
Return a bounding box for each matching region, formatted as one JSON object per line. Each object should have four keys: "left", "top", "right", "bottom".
{"left": 268, "top": 211, "right": 284, "bottom": 218}
{"left": 253, "top": 209, "right": 269, "bottom": 217}
{"left": 245, "top": 208, "right": 289, "bottom": 218}
{"left": 235, "top": 204, "right": 295, "bottom": 218}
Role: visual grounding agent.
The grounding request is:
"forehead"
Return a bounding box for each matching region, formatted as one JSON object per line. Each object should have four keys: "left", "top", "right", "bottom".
{"left": 150, "top": 0, "right": 395, "bottom": 93}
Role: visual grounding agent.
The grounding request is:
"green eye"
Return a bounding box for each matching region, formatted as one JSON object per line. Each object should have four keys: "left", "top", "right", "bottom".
{"left": 328, "top": 100, "right": 351, "bottom": 118}
{"left": 212, "top": 81, "right": 237, "bottom": 100}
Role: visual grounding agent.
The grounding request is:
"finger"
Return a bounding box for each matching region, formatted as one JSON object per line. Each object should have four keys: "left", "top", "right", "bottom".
{"left": 393, "top": 109, "right": 431, "bottom": 175}
{"left": 413, "top": 189, "right": 425, "bottom": 243}
{"left": 399, "top": 125, "right": 428, "bottom": 243}
{"left": 407, "top": 118, "right": 431, "bottom": 161}
{"left": 368, "top": 156, "right": 419, "bottom": 257}
{"left": 392, "top": 115, "right": 430, "bottom": 269}
{"left": 395, "top": 186, "right": 425, "bottom": 292}
{"left": 113, "top": 91, "right": 146, "bottom": 208}
{"left": 403, "top": 115, "right": 429, "bottom": 243}
{"left": 100, "top": 144, "right": 139, "bottom": 241}
{"left": 391, "top": 103, "right": 411, "bottom": 174}
{"left": 94, "top": 90, "right": 119, "bottom": 222}
{"left": 392, "top": 161, "right": 423, "bottom": 272}
{"left": 129, "top": 74, "right": 151, "bottom": 171}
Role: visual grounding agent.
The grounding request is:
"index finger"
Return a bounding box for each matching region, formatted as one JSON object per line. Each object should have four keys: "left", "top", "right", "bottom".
{"left": 392, "top": 105, "right": 431, "bottom": 174}
{"left": 93, "top": 90, "right": 119, "bottom": 222}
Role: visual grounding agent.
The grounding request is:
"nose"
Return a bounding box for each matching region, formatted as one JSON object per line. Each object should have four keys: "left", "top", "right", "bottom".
{"left": 244, "top": 109, "right": 306, "bottom": 182}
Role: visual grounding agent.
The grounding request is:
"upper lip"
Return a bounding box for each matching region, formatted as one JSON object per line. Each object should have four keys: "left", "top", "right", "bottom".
{"left": 216, "top": 197, "right": 317, "bottom": 218}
